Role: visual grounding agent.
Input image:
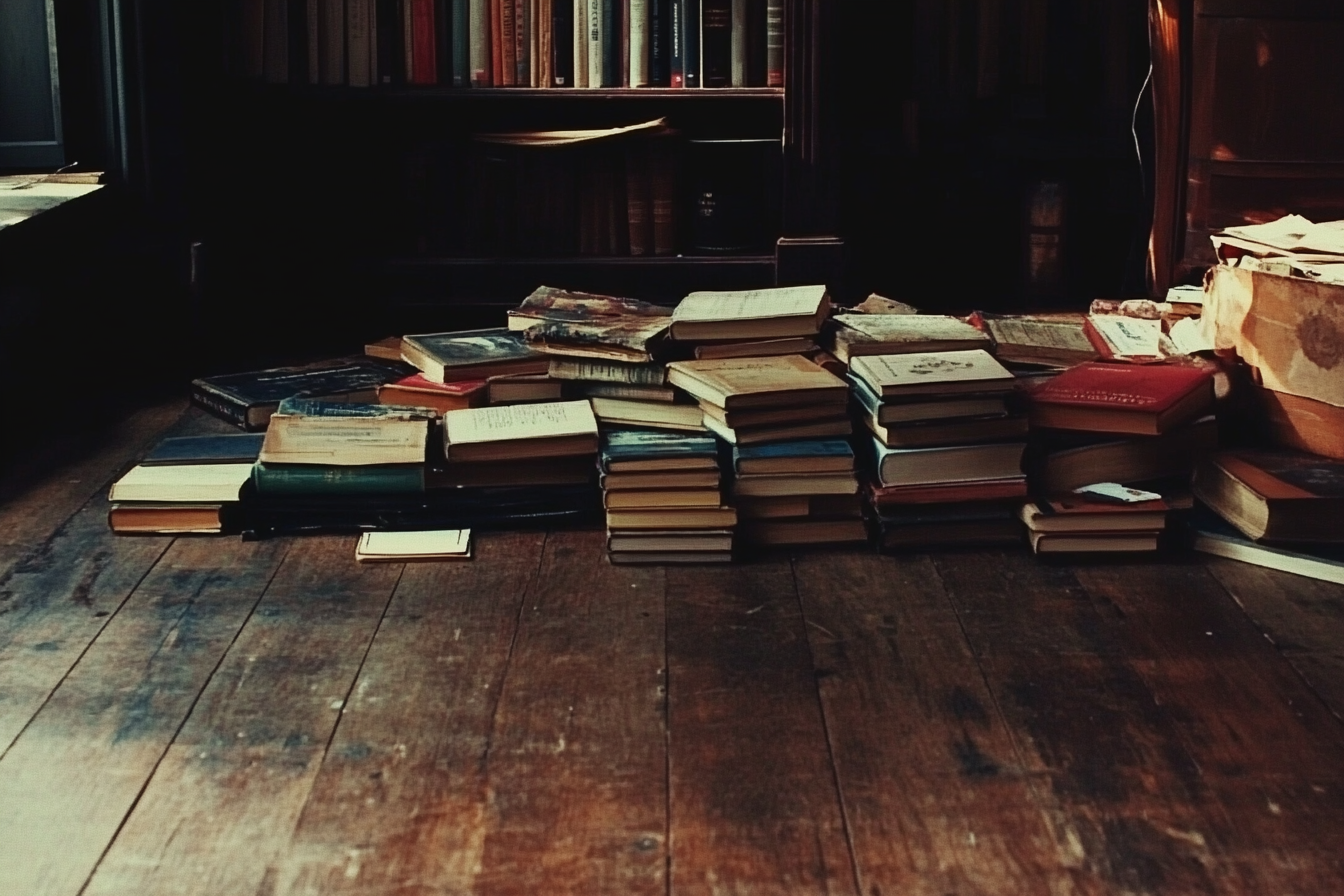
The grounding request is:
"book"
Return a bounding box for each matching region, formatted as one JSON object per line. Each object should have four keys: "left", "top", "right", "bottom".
{"left": 602, "top": 469, "right": 720, "bottom": 489}
{"left": 764, "top": 0, "right": 781, "bottom": 86}
{"left": 739, "top": 518, "right": 868, "bottom": 546}
{"left": 865, "top": 413, "right": 1029, "bottom": 449}
{"left": 443, "top": 399, "right": 599, "bottom": 462}
{"left": 733, "top": 439, "right": 854, "bottom": 475}
{"left": 379, "top": 374, "right": 489, "bottom": 413}
{"left": 873, "top": 440, "right": 1026, "bottom": 488}
{"left": 365, "top": 335, "right": 403, "bottom": 360}
{"left": 108, "top": 504, "right": 233, "bottom": 535}
{"left": 669, "top": 0, "right": 682, "bottom": 86}
{"left": 649, "top": 0, "right": 667, "bottom": 84}
{"left": 409, "top": 0, "right": 438, "bottom": 83}
{"left": 1189, "top": 506, "right": 1344, "bottom": 586}
{"left": 470, "top": 0, "right": 491, "bottom": 84}
{"left": 191, "top": 357, "right": 415, "bottom": 431}
{"left": 849, "top": 350, "right": 1016, "bottom": 400}
{"left": 401, "top": 328, "right": 550, "bottom": 384}
{"left": 578, "top": 382, "right": 678, "bottom": 402}
{"left": 1192, "top": 450, "right": 1344, "bottom": 544}
{"left": 848, "top": 374, "right": 1009, "bottom": 425}
{"left": 829, "top": 314, "right": 991, "bottom": 364}
{"left": 109, "top": 463, "right": 255, "bottom": 503}
{"left": 600, "top": 429, "right": 719, "bottom": 471}
{"left": 692, "top": 337, "right": 817, "bottom": 360}
{"left": 729, "top": 0, "right": 745, "bottom": 85}
{"left": 453, "top": 0, "right": 470, "bottom": 84}
{"left": 732, "top": 472, "right": 858, "bottom": 497}
{"left": 1085, "top": 314, "right": 1163, "bottom": 364}
{"left": 670, "top": 285, "right": 830, "bottom": 341}
{"left": 522, "top": 315, "right": 671, "bottom": 363}
{"left": 1253, "top": 386, "right": 1344, "bottom": 462}
{"left": 702, "top": 0, "right": 730, "bottom": 86}
{"left": 681, "top": 0, "right": 698, "bottom": 86}
{"left": 553, "top": 0, "right": 572, "bottom": 83}
{"left": 252, "top": 462, "right": 426, "bottom": 495}
{"left": 1028, "top": 362, "right": 1216, "bottom": 436}
{"left": 700, "top": 398, "right": 846, "bottom": 430}
{"left": 548, "top": 358, "right": 667, "bottom": 385}
{"left": 629, "top": 0, "right": 648, "bottom": 85}
{"left": 508, "top": 285, "right": 673, "bottom": 331}
{"left": 702, "top": 415, "right": 852, "bottom": 446}
{"left": 259, "top": 399, "right": 432, "bottom": 466}
{"left": 487, "top": 374, "right": 564, "bottom": 404}
{"left": 141, "top": 433, "right": 265, "bottom": 466}
{"left": 867, "top": 477, "right": 1028, "bottom": 507}
{"left": 355, "top": 529, "right": 472, "bottom": 562}
{"left": 590, "top": 397, "right": 707, "bottom": 431}
{"left": 977, "top": 313, "right": 1099, "bottom": 367}
{"left": 606, "top": 505, "right": 737, "bottom": 528}
{"left": 604, "top": 487, "right": 723, "bottom": 509}
{"left": 1031, "top": 415, "right": 1218, "bottom": 493}
{"left": 1019, "top": 497, "right": 1169, "bottom": 534}
{"left": 608, "top": 530, "right": 733, "bottom": 551}
{"left": 667, "top": 354, "right": 848, "bottom": 410}
{"left": 1029, "top": 532, "right": 1160, "bottom": 554}
{"left": 609, "top": 551, "right": 732, "bottom": 564}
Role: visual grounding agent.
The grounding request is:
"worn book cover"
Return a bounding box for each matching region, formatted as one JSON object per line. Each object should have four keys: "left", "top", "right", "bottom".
{"left": 1029, "top": 362, "right": 1215, "bottom": 435}
{"left": 523, "top": 315, "right": 672, "bottom": 363}
{"left": 974, "top": 312, "right": 1099, "bottom": 367}
{"left": 109, "top": 463, "right": 255, "bottom": 504}
{"left": 141, "top": 434, "right": 265, "bottom": 466}
{"left": 401, "top": 328, "right": 549, "bottom": 383}
{"left": 260, "top": 400, "right": 431, "bottom": 466}
{"left": 873, "top": 439, "right": 1026, "bottom": 488}
{"left": 507, "top": 285, "right": 672, "bottom": 331}
{"left": 1194, "top": 449, "right": 1344, "bottom": 543}
{"left": 830, "top": 314, "right": 990, "bottom": 363}
{"left": 252, "top": 462, "right": 426, "bottom": 495}
{"left": 1020, "top": 498, "right": 1170, "bottom": 533}
{"left": 590, "top": 397, "right": 707, "bottom": 431}
{"left": 733, "top": 439, "right": 854, "bottom": 470}
{"left": 443, "top": 399, "right": 599, "bottom": 461}
{"left": 1190, "top": 505, "right": 1344, "bottom": 585}
{"left": 191, "top": 357, "right": 414, "bottom": 431}
{"left": 600, "top": 430, "right": 720, "bottom": 470}
{"left": 667, "top": 354, "right": 848, "bottom": 410}
{"left": 548, "top": 358, "right": 668, "bottom": 386}
{"left": 670, "top": 284, "right": 831, "bottom": 341}
{"left": 850, "top": 350, "right": 1016, "bottom": 399}
{"left": 378, "top": 374, "right": 489, "bottom": 413}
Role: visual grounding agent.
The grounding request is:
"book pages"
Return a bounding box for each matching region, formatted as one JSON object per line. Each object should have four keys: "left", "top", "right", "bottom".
{"left": 673, "top": 285, "right": 827, "bottom": 324}
{"left": 109, "top": 463, "right": 255, "bottom": 503}
{"left": 444, "top": 400, "right": 598, "bottom": 446}
{"left": 850, "top": 350, "right": 1014, "bottom": 393}
{"left": 358, "top": 529, "right": 471, "bottom": 557}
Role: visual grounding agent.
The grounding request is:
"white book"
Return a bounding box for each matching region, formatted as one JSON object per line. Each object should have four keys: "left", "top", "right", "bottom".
{"left": 849, "top": 349, "right": 1016, "bottom": 398}
{"left": 730, "top": 0, "right": 746, "bottom": 86}
{"left": 445, "top": 399, "right": 597, "bottom": 445}
{"left": 471, "top": 0, "right": 491, "bottom": 85}
{"left": 109, "top": 463, "right": 255, "bottom": 504}
{"left": 670, "top": 285, "right": 830, "bottom": 340}
{"left": 574, "top": 0, "right": 589, "bottom": 87}
{"left": 630, "top": 0, "right": 649, "bottom": 86}
{"left": 587, "top": 0, "right": 603, "bottom": 87}
{"left": 356, "top": 529, "right": 472, "bottom": 562}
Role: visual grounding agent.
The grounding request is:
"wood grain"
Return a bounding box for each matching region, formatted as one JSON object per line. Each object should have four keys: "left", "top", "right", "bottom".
{"left": 259, "top": 531, "right": 547, "bottom": 896}
{"left": 0, "top": 535, "right": 289, "bottom": 896}
{"left": 666, "top": 554, "right": 856, "bottom": 896}
{"left": 793, "top": 550, "right": 1078, "bottom": 896}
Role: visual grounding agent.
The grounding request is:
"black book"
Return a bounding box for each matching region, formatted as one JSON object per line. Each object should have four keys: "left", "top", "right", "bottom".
{"left": 553, "top": 0, "right": 574, "bottom": 85}
{"left": 649, "top": 0, "right": 669, "bottom": 85}
{"left": 684, "top": 0, "right": 701, "bottom": 87}
{"left": 670, "top": 0, "right": 683, "bottom": 86}
{"left": 376, "top": 0, "right": 405, "bottom": 84}
{"left": 190, "top": 357, "right": 415, "bottom": 431}
{"left": 745, "top": 0, "right": 766, "bottom": 86}
{"left": 436, "top": 0, "right": 453, "bottom": 85}
{"left": 701, "top": 0, "right": 729, "bottom": 87}
{"left": 602, "top": 0, "right": 622, "bottom": 86}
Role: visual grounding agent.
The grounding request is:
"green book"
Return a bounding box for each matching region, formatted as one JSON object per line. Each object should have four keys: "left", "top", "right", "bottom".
{"left": 251, "top": 463, "right": 426, "bottom": 496}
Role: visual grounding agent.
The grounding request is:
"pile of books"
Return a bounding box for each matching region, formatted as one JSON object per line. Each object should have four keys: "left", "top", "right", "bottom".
{"left": 1019, "top": 490, "right": 1176, "bottom": 556}
{"left": 108, "top": 434, "right": 262, "bottom": 534}
{"left": 848, "top": 348, "right": 1028, "bottom": 551}
{"left": 600, "top": 431, "right": 735, "bottom": 564}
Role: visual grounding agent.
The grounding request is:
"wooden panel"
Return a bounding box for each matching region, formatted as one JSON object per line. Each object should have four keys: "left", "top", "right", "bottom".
{"left": 666, "top": 555, "right": 855, "bottom": 896}
{"left": 81, "top": 536, "right": 402, "bottom": 896}
{"left": 793, "top": 551, "right": 1079, "bottom": 896}
{"left": 259, "top": 531, "right": 545, "bottom": 895}
{"left": 0, "top": 536, "right": 289, "bottom": 896}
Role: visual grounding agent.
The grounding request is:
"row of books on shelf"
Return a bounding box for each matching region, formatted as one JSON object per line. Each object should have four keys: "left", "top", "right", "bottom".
{"left": 109, "top": 282, "right": 1344, "bottom": 580}
{"left": 233, "top": 0, "right": 783, "bottom": 89}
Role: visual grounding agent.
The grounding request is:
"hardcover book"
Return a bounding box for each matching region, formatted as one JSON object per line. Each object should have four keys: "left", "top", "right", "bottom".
{"left": 867, "top": 477, "right": 1028, "bottom": 507}
{"left": 700, "top": 398, "right": 846, "bottom": 430}
{"left": 732, "top": 472, "right": 858, "bottom": 497}
{"left": 1019, "top": 497, "right": 1170, "bottom": 534}
{"left": 733, "top": 439, "right": 854, "bottom": 475}
{"left": 548, "top": 358, "right": 668, "bottom": 385}
{"left": 975, "top": 313, "right": 1099, "bottom": 367}
{"left": 1031, "top": 415, "right": 1218, "bottom": 493}
{"left": 252, "top": 462, "right": 426, "bottom": 495}
{"left": 669, "top": 285, "right": 831, "bottom": 341}
{"left": 692, "top": 337, "right": 817, "bottom": 360}
{"left": 1192, "top": 449, "right": 1344, "bottom": 544}
{"left": 865, "top": 413, "right": 1029, "bottom": 450}
{"left": 400, "top": 328, "right": 549, "bottom": 383}
{"left": 109, "top": 463, "right": 255, "bottom": 504}
{"left": 830, "top": 314, "right": 991, "bottom": 364}
{"left": 1189, "top": 505, "right": 1344, "bottom": 586}
{"left": 507, "top": 285, "right": 672, "bottom": 331}
{"left": 108, "top": 504, "right": 234, "bottom": 535}
{"left": 590, "top": 397, "right": 707, "bottom": 431}
{"left": 605, "top": 505, "right": 738, "bottom": 529}
{"left": 191, "top": 357, "right": 414, "bottom": 431}
{"left": 666, "top": 354, "right": 848, "bottom": 410}
{"left": 1028, "top": 362, "right": 1216, "bottom": 436}
{"left": 702, "top": 415, "right": 852, "bottom": 446}
{"left": 522, "top": 315, "right": 671, "bottom": 363}
{"left": 379, "top": 374, "right": 489, "bottom": 413}
{"left": 356, "top": 529, "right": 472, "bottom": 562}
{"left": 600, "top": 430, "right": 720, "bottom": 471}
{"left": 849, "top": 350, "right": 1016, "bottom": 400}
{"left": 601, "top": 469, "right": 721, "bottom": 490}
{"left": 872, "top": 439, "right": 1026, "bottom": 488}
{"left": 259, "top": 400, "right": 432, "bottom": 466}
{"left": 442, "top": 399, "right": 599, "bottom": 462}
{"left": 141, "top": 434, "right": 265, "bottom": 466}
{"left": 848, "top": 374, "right": 1009, "bottom": 425}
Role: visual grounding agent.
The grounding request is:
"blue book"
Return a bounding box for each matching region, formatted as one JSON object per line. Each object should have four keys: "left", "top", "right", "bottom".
{"left": 601, "top": 430, "right": 719, "bottom": 471}
{"left": 274, "top": 398, "right": 433, "bottom": 418}
{"left": 650, "top": 0, "right": 669, "bottom": 85}
{"left": 141, "top": 433, "right": 266, "bottom": 466}
{"left": 1190, "top": 505, "right": 1344, "bottom": 586}
{"left": 733, "top": 439, "right": 854, "bottom": 474}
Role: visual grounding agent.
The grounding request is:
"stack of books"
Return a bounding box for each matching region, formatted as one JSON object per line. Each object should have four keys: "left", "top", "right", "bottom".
{"left": 667, "top": 354, "right": 861, "bottom": 546}
{"left": 667, "top": 284, "right": 828, "bottom": 362}
{"left": 108, "top": 434, "right": 263, "bottom": 534}
{"left": 849, "top": 349, "right": 1028, "bottom": 550}
{"left": 1019, "top": 493, "right": 1175, "bottom": 555}
{"left": 600, "top": 431, "right": 734, "bottom": 564}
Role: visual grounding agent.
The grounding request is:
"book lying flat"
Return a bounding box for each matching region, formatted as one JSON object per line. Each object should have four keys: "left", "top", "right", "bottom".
{"left": 507, "top": 285, "right": 672, "bottom": 331}
{"left": 1030, "top": 531, "right": 1160, "bottom": 554}
{"left": 1031, "top": 415, "right": 1218, "bottom": 494}
{"left": 606, "top": 530, "right": 735, "bottom": 552}
{"left": 140, "top": 433, "right": 265, "bottom": 466}
{"left": 850, "top": 350, "right": 1016, "bottom": 400}
{"left": 108, "top": 503, "right": 233, "bottom": 535}
{"left": 693, "top": 337, "right": 818, "bottom": 360}
{"left": 867, "top": 477, "right": 1028, "bottom": 507}
{"left": 191, "top": 357, "right": 414, "bottom": 431}
{"left": 873, "top": 439, "right": 1026, "bottom": 488}
{"left": 733, "top": 439, "right": 854, "bottom": 475}
{"left": 601, "top": 470, "right": 721, "bottom": 490}
{"left": 976, "top": 313, "right": 1099, "bottom": 367}
{"left": 109, "top": 463, "right": 255, "bottom": 503}
{"left": 578, "top": 382, "right": 679, "bottom": 403}
{"left": 702, "top": 414, "right": 853, "bottom": 446}
{"left": 378, "top": 374, "right": 489, "bottom": 414}
{"left": 830, "top": 314, "right": 990, "bottom": 364}
{"left": 548, "top": 358, "right": 668, "bottom": 386}
{"left": 670, "top": 285, "right": 831, "bottom": 341}
{"left": 590, "top": 397, "right": 708, "bottom": 432}
{"left": 355, "top": 529, "right": 472, "bottom": 562}
{"left": 849, "top": 374, "right": 1009, "bottom": 425}
{"left": 1190, "top": 506, "right": 1344, "bottom": 585}
{"left": 259, "top": 399, "right": 431, "bottom": 466}
{"left": 1192, "top": 449, "right": 1344, "bottom": 544}
{"left": 1019, "top": 497, "right": 1169, "bottom": 534}
{"left": 865, "top": 413, "right": 1029, "bottom": 449}
{"left": 600, "top": 430, "right": 721, "bottom": 472}
{"left": 700, "top": 397, "right": 848, "bottom": 430}
{"left": 603, "top": 488, "right": 725, "bottom": 509}
{"left": 732, "top": 472, "right": 859, "bottom": 498}
{"left": 1029, "top": 362, "right": 1215, "bottom": 436}
{"left": 667, "top": 355, "right": 849, "bottom": 411}
{"left": 252, "top": 462, "right": 425, "bottom": 495}
{"left": 443, "top": 400, "right": 599, "bottom": 463}
{"left": 400, "top": 328, "right": 549, "bottom": 383}
{"left": 486, "top": 375, "right": 564, "bottom": 405}
{"left": 605, "top": 506, "right": 738, "bottom": 529}
{"left": 523, "top": 316, "right": 671, "bottom": 363}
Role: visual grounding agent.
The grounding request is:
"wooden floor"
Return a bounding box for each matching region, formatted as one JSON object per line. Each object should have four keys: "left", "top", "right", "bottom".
{"left": 3, "top": 402, "right": 1344, "bottom": 896}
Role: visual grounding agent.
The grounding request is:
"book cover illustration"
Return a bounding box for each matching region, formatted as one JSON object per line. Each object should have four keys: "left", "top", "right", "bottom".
{"left": 192, "top": 358, "right": 413, "bottom": 404}
{"left": 523, "top": 315, "right": 672, "bottom": 360}
{"left": 403, "top": 328, "right": 541, "bottom": 366}
{"left": 510, "top": 286, "right": 672, "bottom": 327}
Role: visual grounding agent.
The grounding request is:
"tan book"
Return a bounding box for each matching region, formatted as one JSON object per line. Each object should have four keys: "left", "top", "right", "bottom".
{"left": 355, "top": 529, "right": 472, "bottom": 562}
{"left": 487, "top": 374, "right": 564, "bottom": 404}
{"left": 605, "top": 506, "right": 738, "bottom": 529}
{"left": 702, "top": 415, "right": 852, "bottom": 446}
{"left": 670, "top": 285, "right": 831, "bottom": 341}
{"left": 364, "top": 336, "right": 403, "bottom": 360}
{"left": 442, "top": 400, "right": 598, "bottom": 463}
{"left": 601, "top": 470, "right": 721, "bottom": 490}
{"left": 850, "top": 350, "right": 1016, "bottom": 399}
{"left": 864, "top": 413, "right": 1029, "bottom": 449}
{"left": 606, "top": 530, "right": 734, "bottom": 552}
{"left": 874, "top": 440, "right": 1026, "bottom": 488}
{"left": 1029, "top": 531, "right": 1160, "bottom": 554}
{"left": 259, "top": 402, "right": 430, "bottom": 466}
{"left": 608, "top": 551, "right": 733, "bottom": 565}
{"left": 108, "top": 504, "right": 229, "bottom": 535}
{"left": 732, "top": 472, "right": 859, "bottom": 498}
{"left": 590, "top": 397, "right": 707, "bottom": 432}
{"left": 108, "top": 463, "right": 254, "bottom": 504}
{"left": 667, "top": 355, "right": 849, "bottom": 411}
{"left": 830, "top": 314, "right": 990, "bottom": 364}
{"left": 700, "top": 398, "right": 847, "bottom": 430}
{"left": 603, "top": 488, "right": 725, "bottom": 509}
{"left": 693, "top": 337, "right": 818, "bottom": 360}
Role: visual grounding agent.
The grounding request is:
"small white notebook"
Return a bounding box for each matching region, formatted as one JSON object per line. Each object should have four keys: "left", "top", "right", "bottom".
{"left": 355, "top": 529, "right": 472, "bottom": 562}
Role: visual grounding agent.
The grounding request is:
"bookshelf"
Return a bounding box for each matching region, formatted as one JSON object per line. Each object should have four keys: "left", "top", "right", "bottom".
{"left": 189, "top": 0, "right": 842, "bottom": 340}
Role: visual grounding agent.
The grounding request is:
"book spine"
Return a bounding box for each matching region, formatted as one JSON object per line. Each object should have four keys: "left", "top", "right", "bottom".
{"left": 764, "top": 0, "right": 781, "bottom": 87}
{"left": 629, "top": 0, "right": 648, "bottom": 86}
{"left": 322, "top": 0, "right": 345, "bottom": 84}
{"left": 602, "top": 0, "right": 620, "bottom": 86}
{"left": 453, "top": 0, "right": 469, "bottom": 84}
{"left": 728, "top": 0, "right": 744, "bottom": 86}
{"left": 683, "top": 0, "right": 699, "bottom": 87}
{"left": 745, "top": 0, "right": 764, "bottom": 85}
{"left": 412, "top": 0, "right": 437, "bottom": 82}
{"left": 573, "top": 0, "right": 589, "bottom": 86}
{"left": 587, "top": 0, "right": 602, "bottom": 87}
{"left": 500, "top": 0, "right": 516, "bottom": 83}
{"left": 307, "top": 0, "right": 322, "bottom": 81}
{"left": 403, "top": 0, "right": 415, "bottom": 80}
{"left": 513, "top": 0, "right": 526, "bottom": 85}
{"left": 190, "top": 383, "right": 254, "bottom": 431}
{"left": 649, "top": 0, "right": 667, "bottom": 85}
{"left": 701, "top": 0, "right": 729, "bottom": 88}
{"left": 470, "top": 0, "right": 490, "bottom": 84}
{"left": 490, "top": 0, "right": 504, "bottom": 84}
{"left": 553, "top": 0, "right": 573, "bottom": 84}
{"left": 549, "top": 359, "right": 667, "bottom": 385}
{"left": 436, "top": 0, "right": 452, "bottom": 84}
{"left": 253, "top": 463, "right": 427, "bottom": 496}
{"left": 347, "top": 0, "right": 371, "bottom": 86}
{"left": 621, "top": 0, "right": 631, "bottom": 87}
{"left": 669, "top": 0, "right": 682, "bottom": 87}
{"left": 538, "top": 0, "right": 551, "bottom": 86}
{"left": 650, "top": 136, "right": 675, "bottom": 255}
{"left": 625, "top": 141, "right": 649, "bottom": 256}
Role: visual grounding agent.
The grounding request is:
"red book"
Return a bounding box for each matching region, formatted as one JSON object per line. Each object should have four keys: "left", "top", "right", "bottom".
{"left": 410, "top": 0, "right": 438, "bottom": 83}
{"left": 1029, "top": 361, "right": 1216, "bottom": 436}
{"left": 377, "top": 374, "right": 488, "bottom": 413}
{"left": 867, "top": 477, "right": 1028, "bottom": 507}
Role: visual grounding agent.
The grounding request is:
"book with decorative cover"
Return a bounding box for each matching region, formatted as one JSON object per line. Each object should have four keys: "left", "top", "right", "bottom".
{"left": 849, "top": 350, "right": 1016, "bottom": 400}
{"left": 507, "top": 285, "right": 673, "bottom": 331}
{"left": 1029, "top": 362, "right": 1216, "bottom": 436}
{"left": 829, "top": 314, "right": 991, "bottom": 364}
{"left": 400, "top": 328, "right": 549, "bottom": 383}
{"left": 522, "top": 315, "right": 671, "bottom": 363}
{"left": 190, "top": 357, "right": 414, "bottom": 431}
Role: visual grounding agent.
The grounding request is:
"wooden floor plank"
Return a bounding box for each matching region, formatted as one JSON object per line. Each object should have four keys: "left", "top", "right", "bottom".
{"left": 0, "top": 535, "right": 289, "bottom": 896}
{"left": 933, "top": 552, "right": 1231, "bottom": 895}
{"left": 467, "top": 529, "right": 668, "bottom": 896}
{"left": 81, "top": 536, "right": 403, "bottom": 896}
{"left": 666, "top": 553, "right": 856, "bottom": 896}
{"left": 793, "top": 550, "right": 1080, "bottom": 896}
{"left": 259, "top": 531, "right": 546, "bottom": 896}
